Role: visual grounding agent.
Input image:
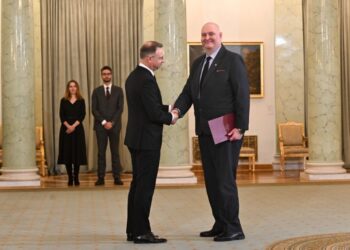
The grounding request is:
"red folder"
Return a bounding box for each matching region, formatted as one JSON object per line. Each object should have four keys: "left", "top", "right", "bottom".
{"left": 208, "top": 113, "right": 235, "bottom": 144}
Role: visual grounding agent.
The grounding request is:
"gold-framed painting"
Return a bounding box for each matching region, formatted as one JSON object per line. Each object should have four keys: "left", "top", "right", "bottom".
{"left": 187, "top": 42, "right": 264, "bottom": 98}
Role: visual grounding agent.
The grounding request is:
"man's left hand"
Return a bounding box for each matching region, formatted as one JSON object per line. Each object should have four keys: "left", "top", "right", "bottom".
{"left": 227, "top": 128, "right": 243, "bottom": 141}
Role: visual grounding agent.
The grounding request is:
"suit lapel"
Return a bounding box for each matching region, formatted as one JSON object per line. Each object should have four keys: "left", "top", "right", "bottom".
{"left": 99, "top": 85, "right": 105, "bottom": 97}
{"left": 193, "top": 55, "right": 206, "bottom": 96}
{"left": 150, "top": 71, "right": 162, "bottom": 102}
{"left": 137, "top": 65, "right": 162, "bottom": 101}
{"left": 111, "top": 85, "right": 118, "bottom": 97}
{"left": 137, "top": 65, "right": 155, "bottom": 80}
{"left": 201, "top": 46, "right": 227, "bottom": 89}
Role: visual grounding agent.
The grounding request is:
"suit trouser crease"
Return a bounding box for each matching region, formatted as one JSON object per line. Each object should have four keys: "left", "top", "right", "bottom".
{"left": 127, "top": 147, "right": 160, "bottom": 236}
{"left": 96, "top": 128, "right": 122, "bottom": 178}
{"left": 199, "top": 135, "right": 243, "bottom": 233}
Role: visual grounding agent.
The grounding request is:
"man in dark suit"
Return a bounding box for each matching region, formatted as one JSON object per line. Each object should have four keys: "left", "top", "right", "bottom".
{"left": 173, "top": 22, "right": 250, "bottom": 242}
{"left": 92, "top": 65, "right": 124, "bottom": 186}
{"left": 124, "top": 41, "right": 178, "bottom": 244}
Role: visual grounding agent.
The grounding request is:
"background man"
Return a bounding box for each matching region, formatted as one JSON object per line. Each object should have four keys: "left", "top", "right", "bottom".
{"left": 92, "top": 66, "right": 124, "bottom": 186}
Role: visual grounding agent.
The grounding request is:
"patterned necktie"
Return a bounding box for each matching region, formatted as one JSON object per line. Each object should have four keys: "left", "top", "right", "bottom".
{"left": 200, "top": 56, "right": 212, "bottom": 90}
{"left": 106, "top": 86, "right": 111, "bottom": 98}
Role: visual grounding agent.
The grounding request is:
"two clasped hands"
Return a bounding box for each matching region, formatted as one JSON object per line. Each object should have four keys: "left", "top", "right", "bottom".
{"left": 169, "top": 107, "right": 243, "bottom": 141}
{"left": 169, "top": 106, "right": 180, "bottom": 125}
{"left": 64, "top": 121, "right": 80, "bottom": 134}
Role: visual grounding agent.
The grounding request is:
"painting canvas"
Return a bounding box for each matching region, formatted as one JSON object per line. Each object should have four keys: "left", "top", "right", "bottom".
{"left": 188, "top": 42, "right": 264, "bottom": 98}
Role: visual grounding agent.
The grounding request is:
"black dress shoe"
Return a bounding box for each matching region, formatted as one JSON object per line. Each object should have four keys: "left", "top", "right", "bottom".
{"left": 127, "top": 233, "right": 133, "bottom": 241}
{"left": 200, "top": 229, "right": 222, "bottom": 237}
{"left": 95, "top": 178, "right": 105, "bottom": 186}
{"left": 134, "top": 233, "right": 167, "bottom": 244}
{"left": 114, "top": 177, "right": 123, "bottom": 185}
{"left": 74, "top": 177, "right": 80, "bottom": 186}
{"left": 214, "top": 232, "right": 245, "bottom": 242}
{"left": 127, "top": 232, "right": 158, "bottom": 242}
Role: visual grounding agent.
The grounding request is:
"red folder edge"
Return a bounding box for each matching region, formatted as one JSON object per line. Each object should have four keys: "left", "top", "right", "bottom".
{"left": 208, "top": 113, "right": 235, "bottom": 144}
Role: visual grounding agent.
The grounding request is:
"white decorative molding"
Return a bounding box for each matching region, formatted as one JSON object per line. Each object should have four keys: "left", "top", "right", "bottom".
{"left": 0, "top": 168, "right": 40, "bottom": 187}
{"left": 305, "top": 162, "right": 346, "bottom": 174}
{"left": 302, "top": 161, "right": 350, "bottom": 180}
{"left": 156, "top": 165, "right": 197, "bottom": 184}
{"left": 301, "top": 172, "right": 350, "bottom": 181}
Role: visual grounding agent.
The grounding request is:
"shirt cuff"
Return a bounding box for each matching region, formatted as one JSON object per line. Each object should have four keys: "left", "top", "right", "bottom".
{"left": 171, "top": 112, "right": 176, "bottom": 122}
{"left": 173, "top": 108, "right": 181, "bottom": 117}
{"left": 101, "top": 120, "right": 107, "bottom": 125}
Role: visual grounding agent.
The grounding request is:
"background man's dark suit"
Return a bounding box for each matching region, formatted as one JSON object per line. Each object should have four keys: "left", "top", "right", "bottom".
{"left": 124, "top": 65, "right": 172, "bottom": 236}
{"left": 174, "top": 46, "right": 250, "bottom": 235}
{"left": 92, "top": 85, "right": 124, "bottom": 179}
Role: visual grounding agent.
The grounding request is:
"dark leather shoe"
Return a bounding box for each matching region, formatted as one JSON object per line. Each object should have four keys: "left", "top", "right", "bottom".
{"left": 134, "top": 233, "right": 167, "bottom": 244}
{"left": 127, "top": 233, "right": 133, "bottom": 242}
{"left": 214, "top": 232, "right": 245, "bottom": 242}
{"left": 200, "top": 229, "right": 222, "bottom": 237}
{"left": 114, "top": 177, "right": 123, "bottom": 185}
{"left": 95, "top": 178, "right": 105, "bottom": 186}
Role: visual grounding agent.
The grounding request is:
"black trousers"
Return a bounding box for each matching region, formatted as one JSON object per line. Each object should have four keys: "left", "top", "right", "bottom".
{"left": 95, "top": 128, "right": 122, "bottom": 178}
{"left": 198, "top": 135, "right": 243, "bottom": 234}
{"left": 126, "top": 147, "right": 160, "bottom": 236}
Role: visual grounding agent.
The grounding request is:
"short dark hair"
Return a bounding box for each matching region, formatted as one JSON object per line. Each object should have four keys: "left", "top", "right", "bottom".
{"left": 140, "top": 41, "right": 163, "bottom": 59}
{"left": 101, "top": 65, "right": 112, "bottom": 73}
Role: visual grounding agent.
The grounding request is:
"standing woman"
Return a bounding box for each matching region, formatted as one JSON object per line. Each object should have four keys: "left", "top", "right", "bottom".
{"left": 57, "top": 80, "right": 87, "bottom": 186}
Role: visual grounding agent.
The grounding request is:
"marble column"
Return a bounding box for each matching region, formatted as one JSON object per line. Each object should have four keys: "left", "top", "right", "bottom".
{"left": 154, "top": 0, "right": 196, "bottom": 184}
{"left": 274, "top": 0, "right": 305, "bottom": 170}
{"left": 303, "top": 0, "right": 349, "bottom": 180}
{"left": 0, "top": 0, "right": 40, "bottom": 186}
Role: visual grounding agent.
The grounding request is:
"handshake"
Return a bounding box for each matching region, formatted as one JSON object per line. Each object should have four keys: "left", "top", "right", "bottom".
{"left": 170, "top": 106, "right": 180, "bottom": 125}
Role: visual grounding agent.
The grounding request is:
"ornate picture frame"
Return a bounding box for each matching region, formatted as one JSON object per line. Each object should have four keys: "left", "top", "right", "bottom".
{"left": 187, "top": 42, "right": 264, "bottom": 98}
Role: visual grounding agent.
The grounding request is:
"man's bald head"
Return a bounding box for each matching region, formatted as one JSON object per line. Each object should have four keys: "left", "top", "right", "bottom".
{"left": 201, "top": 22, "right": 222, "bottom": 54}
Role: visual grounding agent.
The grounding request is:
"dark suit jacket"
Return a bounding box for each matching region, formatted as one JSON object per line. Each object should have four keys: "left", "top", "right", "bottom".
{"left": 124, "top": 65, "right": 172, "bottom": 150}
{"left": 174, "top": 46, "right": 250, "bottom": 135}
{"left": 91, "top": 85, "right": 124, "bottom": 131}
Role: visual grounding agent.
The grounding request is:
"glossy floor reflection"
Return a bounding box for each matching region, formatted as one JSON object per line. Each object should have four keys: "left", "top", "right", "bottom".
{"left": 1, "top": 164, "right": 350, "bottom": 190}
{"left": 34, "top": 166, "right": 350, "bottom": 190}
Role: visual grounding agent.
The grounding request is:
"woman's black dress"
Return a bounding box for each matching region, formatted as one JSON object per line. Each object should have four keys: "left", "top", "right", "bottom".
{"left": 57, "top": 98, "right": 87, "bottom": 165}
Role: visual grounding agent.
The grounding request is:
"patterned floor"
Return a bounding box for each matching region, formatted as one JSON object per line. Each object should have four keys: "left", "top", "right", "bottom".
{"left": 267, "top": 233, "right": 350, "bottom": 249}
{"left": 0, "top": 184, "right": 350, "bottom": 249}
